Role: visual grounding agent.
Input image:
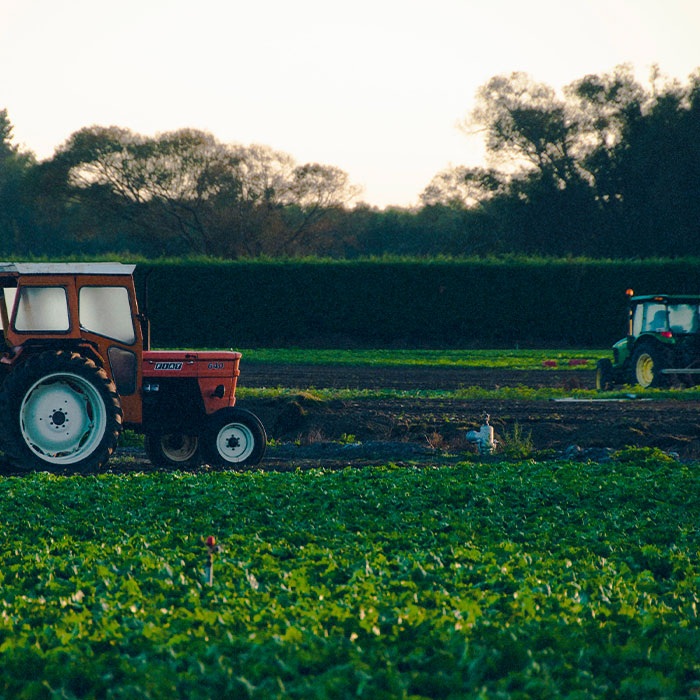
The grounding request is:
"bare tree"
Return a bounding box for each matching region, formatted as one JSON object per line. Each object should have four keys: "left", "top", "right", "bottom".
{"left": 58, "top": 129, "right": 360, "bottom": 257}
{"left": 463, "top": 72, "right": 585, "bottom": 189}
{"left": 420, "top": 166, "right": 505, "bottom": 208}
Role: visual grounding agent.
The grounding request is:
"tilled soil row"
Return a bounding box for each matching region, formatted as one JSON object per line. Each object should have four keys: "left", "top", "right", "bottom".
{"left": 236, "top": 364, "right": 700, "bottom": 460}
{"left": 238, "top": 364, "right": 595, "bottom": 391}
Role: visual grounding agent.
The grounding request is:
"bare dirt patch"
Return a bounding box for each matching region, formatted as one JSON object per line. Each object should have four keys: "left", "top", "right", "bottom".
{"left": 239, "top": 364, "right": 700, "bottom": 461}
{"left": 239, "top": 363, "right": 594, "bottom": 391}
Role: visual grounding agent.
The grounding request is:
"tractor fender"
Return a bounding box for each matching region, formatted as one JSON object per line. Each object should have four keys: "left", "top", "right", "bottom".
{"left": 8, "top": 340, "right": 105, "bottom": 370}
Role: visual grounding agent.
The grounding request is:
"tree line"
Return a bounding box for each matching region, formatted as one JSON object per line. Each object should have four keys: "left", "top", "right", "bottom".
{"left": 1, "top": 65, "right": 699, "bottom": 259}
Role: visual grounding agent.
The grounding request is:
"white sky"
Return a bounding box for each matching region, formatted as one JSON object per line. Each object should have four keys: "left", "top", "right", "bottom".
{"left": 1, "top": 0, "right": 699, "bottom": 207}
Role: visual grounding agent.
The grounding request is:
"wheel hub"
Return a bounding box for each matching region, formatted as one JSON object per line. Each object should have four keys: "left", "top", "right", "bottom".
{"left": 159, "top": 433, "right": 199, "bottom": 463}
{"left": 216, "top": 422, "right": 254, "bottom": 463}
{"left": 50, "top": 409, "right": 67, "bottom": 427}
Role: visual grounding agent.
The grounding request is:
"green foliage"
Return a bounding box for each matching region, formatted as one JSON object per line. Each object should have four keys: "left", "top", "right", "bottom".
{"left": 3, "top": 254, "right": 700, "bottom": 349}
{"left": 611, "top": 446, "right": 679, "bottom": 466}
{"left": 238, "top": 384, "right": 700, "bottom": 402}
{"left": 1, "top": 459, "right": 700, "bottom": 698}
{"left": 132, "top": 258, "right": 700, "bottom": 348}
{"left": 240, "top": 347, "right": 606, "bottom": 369}
{"left": 119, "top": 429, "right": 145, "bottom": 447}
{"left": 498, "top": 422, "right": 534, "bottom": 459}
{"left": 4, "top": 69, "right": 700, "bottom": 259}
{"left": 0, "top": 109, "right": 36, "bottom": 256}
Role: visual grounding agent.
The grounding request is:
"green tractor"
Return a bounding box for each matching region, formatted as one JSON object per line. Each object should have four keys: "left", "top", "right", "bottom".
{"left": 596, "top": 291, "right": 700, "bottom": 390}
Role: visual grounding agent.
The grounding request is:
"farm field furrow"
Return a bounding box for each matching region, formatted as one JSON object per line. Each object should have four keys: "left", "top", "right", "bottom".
{"left": 238, "top": 363, "right": 595, "bottom": 391}
{"left": 237, "top": 364, "right": 700, "bottom": 460}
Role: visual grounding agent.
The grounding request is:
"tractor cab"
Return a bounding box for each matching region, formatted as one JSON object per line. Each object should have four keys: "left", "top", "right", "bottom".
{"left": 629, "top": 295, "right": 700, "bottom": 339}
{"left": 0, "top": 262, "right": 265, "bottom": 473}
{"left": 0, "top": 263, "right": 144, "bottom": 423}
{"left": 598, "top": 291, "right": 700, "bottom": 390}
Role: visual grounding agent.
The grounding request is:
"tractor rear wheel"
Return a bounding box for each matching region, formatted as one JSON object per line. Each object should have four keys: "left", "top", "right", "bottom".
{"left": 145, "top": 432, "right": 201, "bottom": 468}
{"left": 203, "top": 408, "right": 266, "bottom": 467}
{"left": 0, "top": 351, "right": 122, "bottom": 473}
{"left": 631, "top": 344, "right": 667, "bottom": 388}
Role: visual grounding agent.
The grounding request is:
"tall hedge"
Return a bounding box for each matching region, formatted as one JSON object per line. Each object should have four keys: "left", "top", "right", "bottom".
{"left": 134, "top": 259, "right": 700, "bottom": 348}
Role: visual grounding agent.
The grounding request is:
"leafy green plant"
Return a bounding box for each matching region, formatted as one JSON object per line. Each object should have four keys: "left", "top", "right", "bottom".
{"left": 2, "top": 457, "right": 700, "bottom": 698}
{"left": 611, "top": 445, "right": 678, "bottom": 465}
{"left": 119, "top": 429, "right": 145, "bottom": 447}
{"left": 337, "top": 433, "right": 358, "bottom": 445}
{"left": 131, "top": 258, "right": 700, "bottom": 348}
{"left": 498, "top": 422, "right": 534, "bottom": 458}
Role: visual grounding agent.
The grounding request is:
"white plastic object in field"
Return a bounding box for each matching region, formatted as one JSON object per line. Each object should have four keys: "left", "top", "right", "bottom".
{"left": 466, "top": 414, "right": 496, "bottom": 455}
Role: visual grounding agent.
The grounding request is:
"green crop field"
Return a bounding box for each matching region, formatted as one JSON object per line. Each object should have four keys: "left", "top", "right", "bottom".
{"left": 235, "top": 348, "right": 607, "bottom": 370}
{"left": 2, "top": 451, "right": 700, "bottom": 698}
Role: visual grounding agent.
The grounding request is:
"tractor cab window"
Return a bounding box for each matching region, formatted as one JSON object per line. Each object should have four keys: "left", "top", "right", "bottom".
{"left": 0, "top": 285, "right": 17, "bottom": 332}
{"left": 14, "top": 286, "right": 70, "bottom": 332}
{"left": 1, "top": 286, "right": 16, "bottom": 317}
{"left": 632, "top": 302, "right": 667, "bottom": 336}
{"left": 79, "top": 286, "right": 136, "bottom": 345}
{"left": 668, "top": 304, "right": 700, "bottom": 334}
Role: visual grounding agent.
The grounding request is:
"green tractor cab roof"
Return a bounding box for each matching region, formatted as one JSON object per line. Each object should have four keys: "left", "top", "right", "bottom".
{"left": 630, "top": 294, "right": 700, "bottom": 304}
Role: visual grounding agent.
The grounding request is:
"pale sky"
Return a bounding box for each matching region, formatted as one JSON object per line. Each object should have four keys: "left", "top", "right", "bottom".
{"left": 1, "top": 0, "right": 699, "bottom": 207}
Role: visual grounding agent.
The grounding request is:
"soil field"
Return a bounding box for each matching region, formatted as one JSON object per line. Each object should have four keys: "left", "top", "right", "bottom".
{"left": 239, "top": 364, "right": 700, "bottom": 461}
{"left": 239, "top": 363, "right": 595, "bottom": 390}
{"left": 5, "top": 364, "right": 698, "bottom": 474}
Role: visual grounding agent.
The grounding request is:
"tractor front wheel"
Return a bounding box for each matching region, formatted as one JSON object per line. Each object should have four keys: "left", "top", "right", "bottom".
{"left": 0, "top": 351, "right": 122, "bottom": 473}
{"left": 145, "top": 432, "right": 201, "bottom": 468}
{"left": 631, "top": 345, "right": 667, "bottom": 388}
{"left": 204, "top": 408, "right": 266, "bottom": 467}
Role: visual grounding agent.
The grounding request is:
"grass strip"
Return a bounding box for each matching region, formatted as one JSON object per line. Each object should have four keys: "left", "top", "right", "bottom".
{"left": 234, "top": 348, "right": 606, "bottom": 370}
{"left": 237, "top": 385, "right": 700, "bottom": 402}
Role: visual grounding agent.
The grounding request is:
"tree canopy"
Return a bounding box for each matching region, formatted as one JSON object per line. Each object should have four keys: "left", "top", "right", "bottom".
{"left": 421, "top": 65, "right": 700, "bottom": 257}
{"left": 2, "top": 64, "right": 699, "bottom": 259}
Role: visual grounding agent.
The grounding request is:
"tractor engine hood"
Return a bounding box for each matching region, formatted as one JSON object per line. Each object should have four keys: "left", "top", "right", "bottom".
{"left": 143, "top": 351, "right": 242, "bottom": 378}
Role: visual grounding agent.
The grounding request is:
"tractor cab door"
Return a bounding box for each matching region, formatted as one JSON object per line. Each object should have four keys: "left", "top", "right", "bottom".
{"left": 74, "top": 276, "right": 144, "bottom": 424}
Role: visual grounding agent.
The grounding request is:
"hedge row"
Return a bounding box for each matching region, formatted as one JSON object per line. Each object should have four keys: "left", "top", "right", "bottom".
{"left": 134, "top": 259, "right": 700, "bottom": 348}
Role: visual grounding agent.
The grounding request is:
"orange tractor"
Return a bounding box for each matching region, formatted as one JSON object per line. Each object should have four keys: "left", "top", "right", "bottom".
{"left": 0, "top": 263, "right": 266, "bottom": 472}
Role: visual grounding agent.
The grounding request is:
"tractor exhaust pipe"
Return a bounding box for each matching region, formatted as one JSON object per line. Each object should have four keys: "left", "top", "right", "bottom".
{"left": 140, "top": 267, "right": 153, "bottom": 351}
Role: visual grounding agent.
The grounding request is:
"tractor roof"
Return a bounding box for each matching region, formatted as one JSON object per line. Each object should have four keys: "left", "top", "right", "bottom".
{"left": 632, "top": 294, "right": 700, "bottom": 303}
{"left": 0, "top": 262, "right": 135, "bottom": 277}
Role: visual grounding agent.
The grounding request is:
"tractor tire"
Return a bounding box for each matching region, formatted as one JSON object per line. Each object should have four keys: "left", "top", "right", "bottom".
{"left": 595, "top": 358, "right": 615, "bottom": 391}
{"left": 145, "top": 432, "right": 201, "bottom": 468}
{"left": 203, "top": 408, "right": 267, "bottom": 468}
{"left": 0, "top": 350, "right": 122, "bottom": 473}
{"left": 631, "top": 344, "right": 668, "bottom": 389}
